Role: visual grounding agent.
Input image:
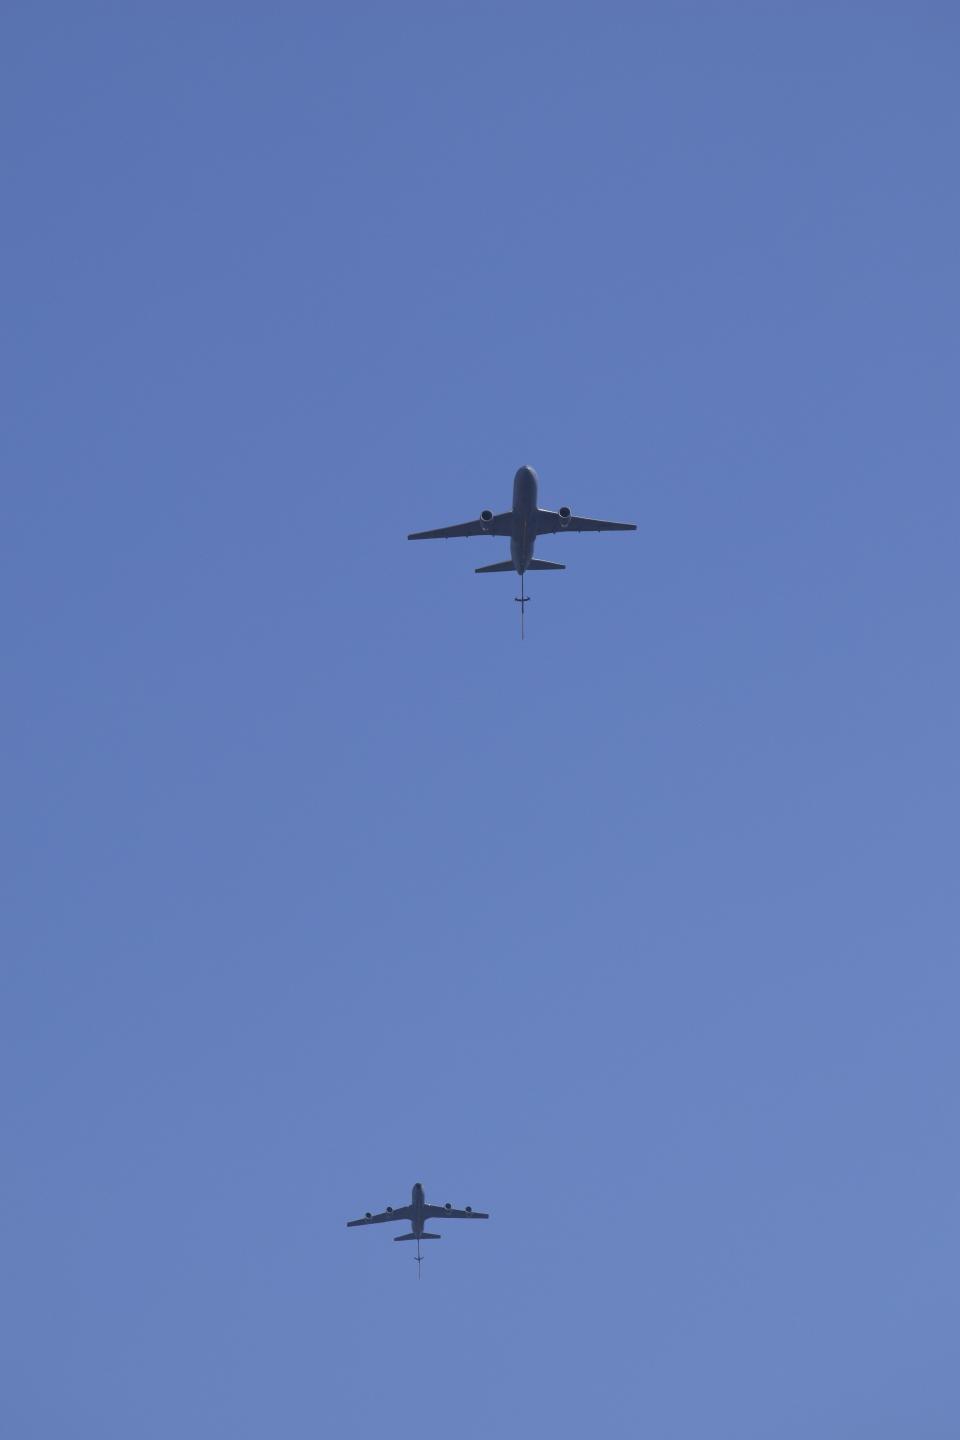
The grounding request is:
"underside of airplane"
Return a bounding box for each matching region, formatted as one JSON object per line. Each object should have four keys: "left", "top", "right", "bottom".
{"left": 408, "top": 465, "right": 636, "bottom": 633}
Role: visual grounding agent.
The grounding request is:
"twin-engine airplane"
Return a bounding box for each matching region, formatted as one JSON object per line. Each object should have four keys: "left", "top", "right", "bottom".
{"left": 408, "top": 465, "right": 636, "bottom": 634}
{"left": 347, "top": 1181, "right": 489, "bottom": 1277}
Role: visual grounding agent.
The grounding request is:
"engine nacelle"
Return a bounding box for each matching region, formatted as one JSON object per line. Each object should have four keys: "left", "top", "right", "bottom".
{"left": 365, "top": 1211, "right": 372, "bottom": 1218}
{"left": 558, "top": 506, "right": 572, "bottom": 528}
{"left": 480, "top": 509, "right": 494, "bottom": 530}
{"left": 386, "top": 1206, "right": 393, "bottom": 1213}
{"left": 444, "top": 1202, "right": 452, "bottom": 1210}
{"left": 465, "top": 1206, "right": 473, "bottom": 1213}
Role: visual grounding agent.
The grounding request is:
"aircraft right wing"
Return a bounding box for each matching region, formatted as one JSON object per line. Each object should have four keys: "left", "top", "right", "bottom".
{"left": 535, "top": 511, "right": 636, "bottom": 534}
{"left": 408, "top": 513, "right": 512, "bottom": 540}
{"left": 346, "top": 1206, "right": 413, "bottom": 1227}
{"left": 423, "top": 1204, "right": 490, "bottom": 1221}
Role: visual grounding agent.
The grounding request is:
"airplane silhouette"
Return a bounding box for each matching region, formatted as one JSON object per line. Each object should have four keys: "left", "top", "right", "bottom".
{"left": 409, "top": 465, "right": 636, "bottom": 633}
{"left": 347, "top": 1181, "right": 489, "bottom": 1276}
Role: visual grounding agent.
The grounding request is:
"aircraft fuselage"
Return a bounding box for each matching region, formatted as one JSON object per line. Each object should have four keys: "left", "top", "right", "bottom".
{"left": 510, "top": 465, "right": 539, "bottom": 574}
{"left": 409, "top": 1181, "right": 426, "bottom": 1236}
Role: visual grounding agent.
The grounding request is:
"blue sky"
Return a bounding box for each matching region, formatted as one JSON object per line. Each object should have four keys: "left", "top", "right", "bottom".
{"left": 2, "top": 4, "right": 958, "bottom": 1436}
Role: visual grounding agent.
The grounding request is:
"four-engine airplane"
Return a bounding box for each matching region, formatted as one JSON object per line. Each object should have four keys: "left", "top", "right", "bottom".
{"left": 408, "top": 465, "right": 636, "bottom": 634}
{"left": 347, "top": 1181, "right": 489, "bottom": 1276}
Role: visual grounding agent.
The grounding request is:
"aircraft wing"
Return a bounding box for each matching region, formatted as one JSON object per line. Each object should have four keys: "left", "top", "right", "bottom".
{"left": 346, "top": 1206, "right": 413, "bottom": 1227}
{"left": 408, "top": 512, "right": 512, "bottom": 540}
{"left": 536, "top": 511, "right": 636, "bottom": 534}
{"left": 423, "top": 1204, "right": 490, "bottom": 1221}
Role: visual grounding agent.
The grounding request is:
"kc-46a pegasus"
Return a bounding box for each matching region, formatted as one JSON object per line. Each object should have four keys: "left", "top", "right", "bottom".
{"left": 408, "top": 465, "right": 636, "bottom": 635}
{"left": 347, "top": 1181, "right": 489, "bottom": 1277}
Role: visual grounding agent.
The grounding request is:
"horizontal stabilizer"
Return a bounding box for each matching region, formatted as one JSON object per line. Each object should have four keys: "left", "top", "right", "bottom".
{"left": 394, "top": 1232, "right": 441, "bottom": 1241}
{"left": 525, "top": 559, "right": 566, "bottom": 571}
{"left": 475, "top": 560, "right": 515, "bottom": 574}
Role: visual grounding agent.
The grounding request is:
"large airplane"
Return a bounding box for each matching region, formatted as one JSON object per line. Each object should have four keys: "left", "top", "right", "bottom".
{"left": 347, "top": 1181, "right": 489, "bottom": 1276}
{"left": 408, "top": 465, "right": 636, "bottom": 634}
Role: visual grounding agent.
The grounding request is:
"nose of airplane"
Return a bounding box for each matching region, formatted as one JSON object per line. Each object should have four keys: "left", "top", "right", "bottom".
{"left": 515, "top": 465, "right": 538, "bottom": 483}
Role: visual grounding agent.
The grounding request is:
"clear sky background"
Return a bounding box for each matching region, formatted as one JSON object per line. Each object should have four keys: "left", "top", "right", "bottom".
{"left": 2, "top": 4, "right": 958, "bottom": 1436}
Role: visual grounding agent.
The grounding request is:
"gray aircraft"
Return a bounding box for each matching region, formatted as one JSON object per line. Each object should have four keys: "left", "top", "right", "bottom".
{"left": 347, "top": 1181, "right": 489, "bottom": 1276}
{"left": 408, "top": 465, "right": 637, "bottom": 633}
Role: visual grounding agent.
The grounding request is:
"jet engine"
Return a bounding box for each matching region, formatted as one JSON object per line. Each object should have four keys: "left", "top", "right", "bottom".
{"left": 386, "top": 1206, "right": 393, "bottom": 1213}
{"left": 465, "top": 1206, "right": 473, "bottom": 1213}
{"left": 480, "top": 509, "right": 494, "bottom": 530}
{"left": 365, "top": 1211, "right": 372, "bottom": 1218}
{"left": 444, "top": 1202, "right": 452, "bottom": 1210}
{"left": 558, "top": 506, "right": 572, "bottom": 527}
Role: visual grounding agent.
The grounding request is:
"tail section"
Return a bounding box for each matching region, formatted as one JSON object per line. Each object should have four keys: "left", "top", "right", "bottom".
{"left": 476, "top": 559, "right": 565, "bottom": 574}
{"left": 394, "top": 1232, "right": 441, "bottom": 1241}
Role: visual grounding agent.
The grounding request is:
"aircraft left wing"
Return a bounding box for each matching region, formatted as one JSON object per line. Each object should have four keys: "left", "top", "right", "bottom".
{"left": 346, "top": 1206, "right": 413, "bottom": 1227}
{"left": 423, "top": 1204, "right": 489, "bottom": 1221}
{"left": 408, "top": 513, "right": 512, "bottom": 540}
{"left": 535, "top": 511, "right": 636, "bottom": 534}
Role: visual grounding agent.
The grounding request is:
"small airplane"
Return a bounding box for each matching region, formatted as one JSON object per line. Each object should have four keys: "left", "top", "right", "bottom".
{"left": 408, "top": 465, "right": 636, "bottom": 634}
{"left": 347, "top": 1181, "right": 489, "bottom": 1276}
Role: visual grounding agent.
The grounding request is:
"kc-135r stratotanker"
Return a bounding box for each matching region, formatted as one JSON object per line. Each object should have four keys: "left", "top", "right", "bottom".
{"left": 347, "top": 1181, "right": 488, "bottom": 1277}
{"left": 408, "top": 465, "right": 636, "bottom": 635}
